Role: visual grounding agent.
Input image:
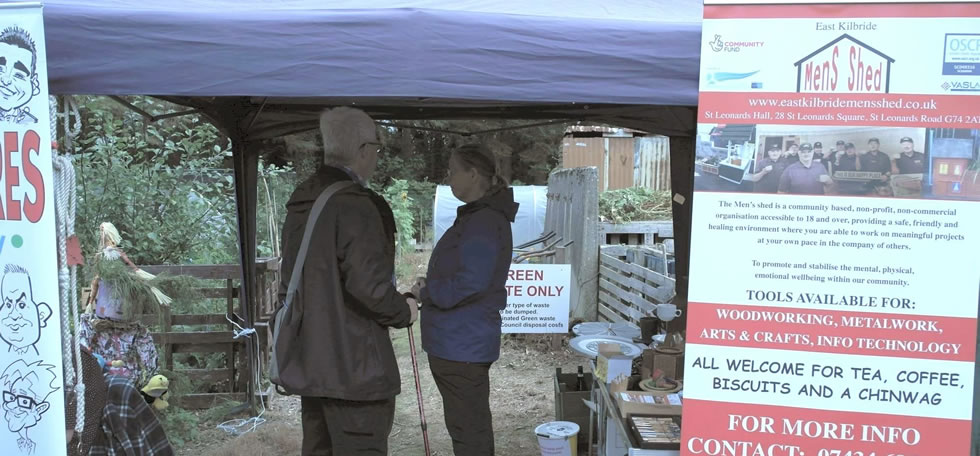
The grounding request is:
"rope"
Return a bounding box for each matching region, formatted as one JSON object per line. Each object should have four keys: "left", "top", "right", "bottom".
{"left": 51, "top": 95, "right": 86, "bottom": 435}
{"left": 216, "top": 314, "right": 267, "bottom": 436}
{"left": 59, "top": 95, "right": 81, "bottom": 151}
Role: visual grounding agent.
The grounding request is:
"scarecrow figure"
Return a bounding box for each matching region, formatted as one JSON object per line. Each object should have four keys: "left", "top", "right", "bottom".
{"left": 85, "top": 222, "right": 171, "bottom": 318}
{"left": 80, "top": 222, "right": 170, "bottom": 410}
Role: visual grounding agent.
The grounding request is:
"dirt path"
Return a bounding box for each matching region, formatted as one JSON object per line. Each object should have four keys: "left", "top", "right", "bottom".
{"left": 187, "top": 328, "right": 588, "bottom": 456}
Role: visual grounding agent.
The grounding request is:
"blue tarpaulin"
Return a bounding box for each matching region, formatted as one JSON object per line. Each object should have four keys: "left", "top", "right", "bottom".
{"left": 38, "top": 1, "right": 704, "bottom": 340}
{"left": 43, "top": 0, "right": 702, "bottom": 108}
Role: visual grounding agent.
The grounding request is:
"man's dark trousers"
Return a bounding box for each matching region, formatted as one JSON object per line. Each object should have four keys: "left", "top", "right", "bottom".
{"left": 429, "top": 354, "right": 494, "bottom": 455}
{"left": 301, "top": 396, "right": 395, "bottom": 455}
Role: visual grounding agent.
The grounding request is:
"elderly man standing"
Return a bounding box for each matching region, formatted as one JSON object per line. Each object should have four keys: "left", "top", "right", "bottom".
{"left": 278, "top": 107, "right": 418, "bottom": 455}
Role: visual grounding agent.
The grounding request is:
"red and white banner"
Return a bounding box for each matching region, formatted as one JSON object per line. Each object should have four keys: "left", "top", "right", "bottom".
{"left": 683, "top": 1, "right": 980, "bottom": 455}
{"left": 0, "top": 3, "right": 65, "bottom": 456}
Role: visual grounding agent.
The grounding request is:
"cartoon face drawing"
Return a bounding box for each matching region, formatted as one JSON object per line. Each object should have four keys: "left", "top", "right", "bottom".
{"left": 1, "top": 360, "right": 57, "bottom": 454}
{"left": 0, "top": 265, "right": 51, "bottom": 355}
{"left": 0, "top": 26, "right": 39, "bottom": 122}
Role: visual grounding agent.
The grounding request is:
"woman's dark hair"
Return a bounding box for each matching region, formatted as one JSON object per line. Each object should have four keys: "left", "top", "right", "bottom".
{"left": 453, "top": 143, "right": 508, "bottom": 188}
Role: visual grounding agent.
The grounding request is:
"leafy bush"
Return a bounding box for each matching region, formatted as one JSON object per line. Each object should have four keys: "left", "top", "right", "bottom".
{"left": 255, "top": 162, "right": 296, "bottom": 259}
{"left": 74, "top": 97, "right": 237, "bottom": 266}
{"left": 377, "top": 179, "right": 416, "bottom": 253}
{"left": 598, "top": 187, "right": 673, "bottom": 223}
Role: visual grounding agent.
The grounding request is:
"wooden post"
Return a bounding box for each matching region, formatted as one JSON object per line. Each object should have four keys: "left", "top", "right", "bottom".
{"left": 668, "top": 135, "right": 694, "bottom": 333}
{"left": 163, "top": 305, "right": 174, "bottom": 371}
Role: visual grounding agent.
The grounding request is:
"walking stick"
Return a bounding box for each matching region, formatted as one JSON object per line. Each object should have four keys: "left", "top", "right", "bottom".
{"left": 407, "top": 324, "right": 432, "bottom": 456}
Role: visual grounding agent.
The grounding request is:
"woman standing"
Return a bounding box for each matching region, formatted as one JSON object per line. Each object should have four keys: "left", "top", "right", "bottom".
{"left": 413, "top": 143, "right": 518, "bottom": 455}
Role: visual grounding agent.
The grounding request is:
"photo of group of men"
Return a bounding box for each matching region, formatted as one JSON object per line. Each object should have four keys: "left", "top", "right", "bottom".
{"left": 747, "top": 131, "right": 926, "bottom": 198}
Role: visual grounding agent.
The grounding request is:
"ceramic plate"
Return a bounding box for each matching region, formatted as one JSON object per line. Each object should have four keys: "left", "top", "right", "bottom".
{"left": 609, "top": 322, "right": 641, "bottom": 340}
{"left": 571, "top": 322, "right": 611, "bottom": 336}
{"left": 569, "top": 335, "right": 644, "bottom": 358}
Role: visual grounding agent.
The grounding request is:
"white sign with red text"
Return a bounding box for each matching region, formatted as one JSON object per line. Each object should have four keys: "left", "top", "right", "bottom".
{"left": 0, "top": 4, "right": 66, "bottom": 456}
{"left": 501, "top": 264, "right": 570, "bottom": 334}
{"left": 683, "top": 2, "right": 980, "bottom": 456}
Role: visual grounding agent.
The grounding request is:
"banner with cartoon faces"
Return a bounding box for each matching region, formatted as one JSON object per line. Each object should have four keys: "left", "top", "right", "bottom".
{"left": 0, "top": 4, "right": 65, "bottom": 455}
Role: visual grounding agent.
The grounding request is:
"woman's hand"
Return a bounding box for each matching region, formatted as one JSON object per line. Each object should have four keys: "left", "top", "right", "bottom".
{"left": 411, "top": 277, "right": 426, "bottom": 298}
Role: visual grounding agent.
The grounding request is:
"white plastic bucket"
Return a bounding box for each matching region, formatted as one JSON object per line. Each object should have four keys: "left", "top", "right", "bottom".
{"left": 535, "top": 421, "right": 580, "bottom": 456}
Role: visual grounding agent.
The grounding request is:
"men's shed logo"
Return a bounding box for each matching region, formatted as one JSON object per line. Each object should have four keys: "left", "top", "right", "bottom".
{"left": 794, "top": 34, "right": 895, "bottom": 93}
{"left": 709, "top": 34, "right": 764, "bottom": 53}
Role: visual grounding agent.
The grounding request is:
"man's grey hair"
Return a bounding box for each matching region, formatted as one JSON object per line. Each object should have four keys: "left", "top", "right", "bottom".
{"left": 320, "top": 107, "right": 376, "bottom": 166}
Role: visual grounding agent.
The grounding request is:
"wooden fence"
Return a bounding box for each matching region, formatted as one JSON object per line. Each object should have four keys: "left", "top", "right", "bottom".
{"left": 597, "top": 245, "right": 675, "bottom": 326}
{"left": 132, "top": 258, "right": 278, "bottom": 409}
{"left": 544, "top": 167, "right": 599, "bottom": 321}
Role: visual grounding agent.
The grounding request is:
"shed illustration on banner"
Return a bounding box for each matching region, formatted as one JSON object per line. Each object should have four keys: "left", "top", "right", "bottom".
{"left": 794, "top": 34, "right": 895, "bottom": 94}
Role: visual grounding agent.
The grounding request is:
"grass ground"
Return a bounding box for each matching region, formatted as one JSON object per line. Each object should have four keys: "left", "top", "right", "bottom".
{"left": 179, "top": 250, "right": 591, "bottom": 455}
{"left": 186, "top": 329, "right": 588, "bottom": 456}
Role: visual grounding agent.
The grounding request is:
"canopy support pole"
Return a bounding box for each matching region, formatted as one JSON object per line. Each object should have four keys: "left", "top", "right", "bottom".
{"left": 232, "top": 138, "right": 259, "bottom": 412}
{"left": 668, "top": 135, "right": 695, "bottom": 333}
{"left": 207, "top": 98, "right": 263, "bottom": 413}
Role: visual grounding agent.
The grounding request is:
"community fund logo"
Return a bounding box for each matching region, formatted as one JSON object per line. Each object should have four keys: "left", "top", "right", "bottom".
{"left": 709, "top": 34, "right": 764, "bottom": 53}
{"left": 794, "top": 34, "right": 895, "bottom": 93}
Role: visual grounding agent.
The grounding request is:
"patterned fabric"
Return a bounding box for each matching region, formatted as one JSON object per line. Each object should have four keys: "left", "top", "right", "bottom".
{"left": 66, "top": 349, "right": 108, "bottom": 456}
{"left": 79, "top": 313, "right": 159, "bottom": 389}
{"left": 88, "top": 376, "right": 174, "bottom": 456}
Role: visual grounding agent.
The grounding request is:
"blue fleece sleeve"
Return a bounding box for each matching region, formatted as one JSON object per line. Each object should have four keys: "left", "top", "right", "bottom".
{"left": 422, "top": 213, "right": 501, "bottom": 310}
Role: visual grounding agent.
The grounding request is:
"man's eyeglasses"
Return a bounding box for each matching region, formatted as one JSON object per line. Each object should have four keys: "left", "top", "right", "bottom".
{"left": 360, "top": 141, "right": 381, "bottom": 152}
{"left": 3, "top": 391, "right": 39, "bottom": 410}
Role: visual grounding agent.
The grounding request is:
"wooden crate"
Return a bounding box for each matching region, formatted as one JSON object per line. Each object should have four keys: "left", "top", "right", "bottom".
{"left": 600, "top": 221, "right": 673, "bottom": 246}
{"left": 597, "top": 245, "right": 675, "bottom": 327}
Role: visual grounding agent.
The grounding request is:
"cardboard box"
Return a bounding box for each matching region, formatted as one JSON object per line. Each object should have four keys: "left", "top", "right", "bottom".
{"left": 553, "top": 371, "right": 593, "bottom": 449}
{"left": 641, "top": 347, "right": 684, "bottom": 381}
{"left": 596, "top": 343, "right": 634, "bottom": 386}
{"left": 615, "top": 391, "right": 682, "bottom": 418}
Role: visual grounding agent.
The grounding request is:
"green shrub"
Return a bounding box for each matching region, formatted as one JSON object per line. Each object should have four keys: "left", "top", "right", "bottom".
{"left": 378, "top": 179, "right": 416, "bottom": 253}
